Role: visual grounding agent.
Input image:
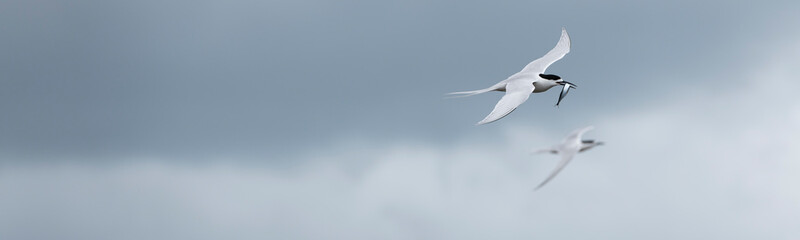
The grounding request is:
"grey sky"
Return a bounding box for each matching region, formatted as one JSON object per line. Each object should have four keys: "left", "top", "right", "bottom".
{"left": 2, "top": 0, "right": 797, "bottom": 159}
{"left": 1, "top": 0, "right": 800, "bottom": 239}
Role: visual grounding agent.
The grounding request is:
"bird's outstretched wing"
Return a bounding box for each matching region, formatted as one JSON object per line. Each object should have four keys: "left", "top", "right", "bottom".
{"left": 532, "top": 147, "right": 558, "bottom": 155}
{"left": 535, "top": 148, "right": 577, "bottom": 190}
{"left": 520, "top": 27, "right": 571, "bottom": 74}
{"left": 477, "top": 81, "right": 535, "bottom": 125}
{"left": 562, "top": 126, "right": 595, "bottom": 145}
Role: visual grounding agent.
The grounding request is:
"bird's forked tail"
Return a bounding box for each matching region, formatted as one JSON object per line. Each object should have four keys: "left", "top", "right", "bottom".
{"left": 444, "top": 88, "right": 495, "bottom": 98}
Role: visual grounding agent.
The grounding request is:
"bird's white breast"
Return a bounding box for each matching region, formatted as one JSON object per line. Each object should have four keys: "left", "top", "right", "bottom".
{"left": 532, "top": 80, "right": 559, "bottom": 93}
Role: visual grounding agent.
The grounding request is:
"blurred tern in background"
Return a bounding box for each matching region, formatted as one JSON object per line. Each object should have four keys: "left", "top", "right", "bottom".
{"left": 533, "top": 126, "right": 603, "bottom": 190}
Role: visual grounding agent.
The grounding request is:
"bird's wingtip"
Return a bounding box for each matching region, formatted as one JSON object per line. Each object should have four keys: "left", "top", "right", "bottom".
{"left": 443, "top": 94, "right": 462, "bottom": 99}
{"left": 475, "top": 117, "right": 495, "bottom": 125}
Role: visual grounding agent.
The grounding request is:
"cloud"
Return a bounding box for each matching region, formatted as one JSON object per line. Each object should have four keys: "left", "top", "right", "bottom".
{"left": 2, "top": 50, "right": 800, "bottom": 238}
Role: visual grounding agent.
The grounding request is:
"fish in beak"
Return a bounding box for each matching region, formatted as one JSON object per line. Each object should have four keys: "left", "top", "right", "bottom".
{"left": 556, "top": 81, "right": 576, "bottom": 107}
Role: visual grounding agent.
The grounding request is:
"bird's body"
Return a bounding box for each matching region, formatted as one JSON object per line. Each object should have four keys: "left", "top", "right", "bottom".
{"left": 532, "top": 78, "right": 561, "bottom": 93}
{"left": 462, "top": 75, "right": 560, "bottom": 93}
{"left": 448, "top": 27, "right": 576, "bottom": 125}
{"left": 533, "top": 126, "right": 603, "bottom": 190}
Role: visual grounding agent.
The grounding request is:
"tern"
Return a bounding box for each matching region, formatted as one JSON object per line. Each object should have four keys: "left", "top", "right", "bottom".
{"left": 533, "top": 126, "right": 603, "bottom": 190}
{"left": 448, "top": 27, "right": 577, "bottom": 125}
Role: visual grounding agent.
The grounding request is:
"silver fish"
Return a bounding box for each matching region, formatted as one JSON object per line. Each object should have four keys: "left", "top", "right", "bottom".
{"left": 556, "top": 82, "right": 576, "bottom": 106}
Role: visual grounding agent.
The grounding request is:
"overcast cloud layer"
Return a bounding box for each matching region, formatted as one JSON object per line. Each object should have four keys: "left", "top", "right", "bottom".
{"left": 2, "top": 0, "right": 800, "bottom": 239}
{"left": 2, "top": 51, "right": 799, "bottom": 238}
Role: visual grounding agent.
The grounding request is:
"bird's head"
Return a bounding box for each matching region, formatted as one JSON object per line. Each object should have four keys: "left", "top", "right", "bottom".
{"left": 540, "top": 74, "right": 576, "bottom": 88}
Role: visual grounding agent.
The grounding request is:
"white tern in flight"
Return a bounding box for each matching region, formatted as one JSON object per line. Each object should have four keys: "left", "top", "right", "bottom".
{"left": 448, "top": 27, "right": 576, "bottom": 125}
